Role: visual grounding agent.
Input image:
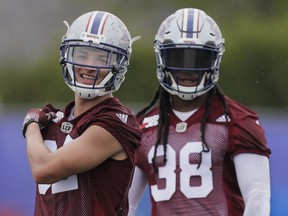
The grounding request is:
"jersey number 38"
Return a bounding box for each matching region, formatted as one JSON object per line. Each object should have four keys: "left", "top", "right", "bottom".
{"left": 148, "top": 142, "right": 213, "bottom": 201}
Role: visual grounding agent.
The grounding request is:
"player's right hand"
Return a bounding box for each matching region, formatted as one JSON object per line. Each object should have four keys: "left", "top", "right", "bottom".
{"left": 22, "top": 108, "right": 56, "bottom": 138}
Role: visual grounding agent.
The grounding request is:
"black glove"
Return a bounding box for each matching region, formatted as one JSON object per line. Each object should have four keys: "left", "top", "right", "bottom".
{"left": 22, "top": 108, "right": 55, "bottom": 138}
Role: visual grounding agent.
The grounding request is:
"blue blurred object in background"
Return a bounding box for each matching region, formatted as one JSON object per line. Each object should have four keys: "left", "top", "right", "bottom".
{"left": 0, "top": 112, "right": 287, "bottom": 215}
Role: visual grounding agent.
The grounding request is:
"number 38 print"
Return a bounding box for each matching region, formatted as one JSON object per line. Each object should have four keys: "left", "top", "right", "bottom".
{"left": 148, "top": 142, "right": 213, "bottom": 201}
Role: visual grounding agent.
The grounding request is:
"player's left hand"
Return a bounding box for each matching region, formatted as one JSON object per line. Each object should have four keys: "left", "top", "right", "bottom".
{"left": 22, "top": 108, "right": 56, "bottom": 138}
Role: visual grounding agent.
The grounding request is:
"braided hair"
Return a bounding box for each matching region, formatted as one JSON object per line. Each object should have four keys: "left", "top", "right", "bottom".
{"left": 137, "top": 84, "right": 230, "bottom": 172}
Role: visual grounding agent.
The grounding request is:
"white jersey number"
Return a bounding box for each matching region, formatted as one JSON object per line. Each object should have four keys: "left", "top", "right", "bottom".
{"left": 148, "top": 142, "right": 213, "bottom": 201}
{"left": 38, "top": 135, "right": 78, "bottom": 195}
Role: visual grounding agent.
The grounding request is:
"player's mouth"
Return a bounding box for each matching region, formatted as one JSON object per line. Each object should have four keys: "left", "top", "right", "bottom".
{"left": 80, "top": 74, "right": 97, "bottom": 85}
{"left": 172, "top": 70, "right": 203, "bottom": 87}
{"left": 176, "top": 73, "right": 201, "bottom": 86}
{"left": 178, "top": 77, "right": 199, "bottom": 86}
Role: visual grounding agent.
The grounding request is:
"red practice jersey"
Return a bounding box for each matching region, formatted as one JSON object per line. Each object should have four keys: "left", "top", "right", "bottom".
{"left": 34, "top": 98, "right": 141, "bottom": 216}
{"left": 136, "top": 95, "right": 271, "bottom": 216}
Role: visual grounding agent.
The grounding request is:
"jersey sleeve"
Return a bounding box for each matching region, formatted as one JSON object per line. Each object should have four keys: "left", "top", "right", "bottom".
{"left": 77, "top": 104, "right": 141, "bottom": 161}
{"left": 97, "top": 114, "right": 141, "bottom": 157}
{"left": 229, "top": 104, "right": 271, "bottom": 157}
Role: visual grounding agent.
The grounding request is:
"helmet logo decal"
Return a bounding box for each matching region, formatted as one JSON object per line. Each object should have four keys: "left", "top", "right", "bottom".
{"left": 80, "top": 32, "right": 105, "bottom": 44}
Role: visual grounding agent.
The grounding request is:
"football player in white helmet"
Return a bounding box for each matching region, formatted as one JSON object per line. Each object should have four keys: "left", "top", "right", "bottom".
{"left": 22, "top": 11, "right": 141, "bottom": 215}
{"left": 154, "top": 8, "right": 224, "bottom": 100}
{"left": 128, "top": 8, "right": 271, "bottom": 216}
{"left": 60, "top": 11, "right": 139, "bottom": 99}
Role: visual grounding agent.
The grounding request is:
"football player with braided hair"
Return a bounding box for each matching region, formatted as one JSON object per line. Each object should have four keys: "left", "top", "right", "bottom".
{"left": 128, "top": 8, "right": 271, "bottom": 216}
{"left": 22, "top": 11, "right": 141, "bottom": 216}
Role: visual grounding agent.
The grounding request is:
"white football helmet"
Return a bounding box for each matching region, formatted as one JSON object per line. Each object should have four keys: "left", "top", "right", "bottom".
{"left": 154, "top": 8, "right": 225, "bottom": 100}
{"left": 60, "top": 11, "right": 138, "bottom": 99}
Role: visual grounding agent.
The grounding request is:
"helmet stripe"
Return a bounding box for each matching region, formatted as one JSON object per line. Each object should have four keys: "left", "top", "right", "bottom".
{"left": 86, "top": 11, "right": 109, "bottom": 35}
{"left": 181, "top": 9, "right": 187, "bottom": 38}
{"left": 186, "top": 9, "right": 194, "bottom": 38}
{"left": 85, "top": 12, "right": 97, "bottom": 32}
{"left": 193, "top": 9, "right": 200, "bottom": 38}
{"left": 181, "top": 9, "right": 201, "bottom": 39}
{"left": 99, "top": 13, "right": 109, "bottom": 34}
{"left": 91, "top": 11, "right": 105, "bottom": 34}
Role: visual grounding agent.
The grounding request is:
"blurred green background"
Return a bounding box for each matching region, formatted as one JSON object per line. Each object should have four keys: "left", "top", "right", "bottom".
{"left": 0, "top": 0, "right": 287, "bottom": 113}
{"left": 0, "top": 1, "right": 287, "bottom": 215}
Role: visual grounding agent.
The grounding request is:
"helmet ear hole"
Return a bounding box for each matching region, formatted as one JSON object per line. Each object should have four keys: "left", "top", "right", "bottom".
{"left": 59, "top": 56, "right": 66, "bottom": 65}
{"left": 59, "top": 46, "right": 66, "bottom": 65}
{"left": 154, "top": 8, "right": 225, "bottom": 100}
{"left": 112, "top": 65, "right": 122, "bottom": 74}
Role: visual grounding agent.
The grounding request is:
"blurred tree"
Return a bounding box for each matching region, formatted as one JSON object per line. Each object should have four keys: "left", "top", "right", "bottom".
{"left": 0, "top": 0, "right": 287, "bottom": 109}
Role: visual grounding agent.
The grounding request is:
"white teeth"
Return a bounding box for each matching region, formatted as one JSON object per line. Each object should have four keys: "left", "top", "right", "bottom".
{"left": 82, "top": 74, "right": 95, "bottom": 80}
{"left": 181, "top": 79, "right": 195, "bottom": 82}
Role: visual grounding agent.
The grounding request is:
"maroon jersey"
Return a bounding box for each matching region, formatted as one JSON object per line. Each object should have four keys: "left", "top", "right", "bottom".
{"left": 34, "top": 98, "right": 141, "bottom": 216}
{"left": 136, "top": 95, "right": 271, "bottom": 216}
